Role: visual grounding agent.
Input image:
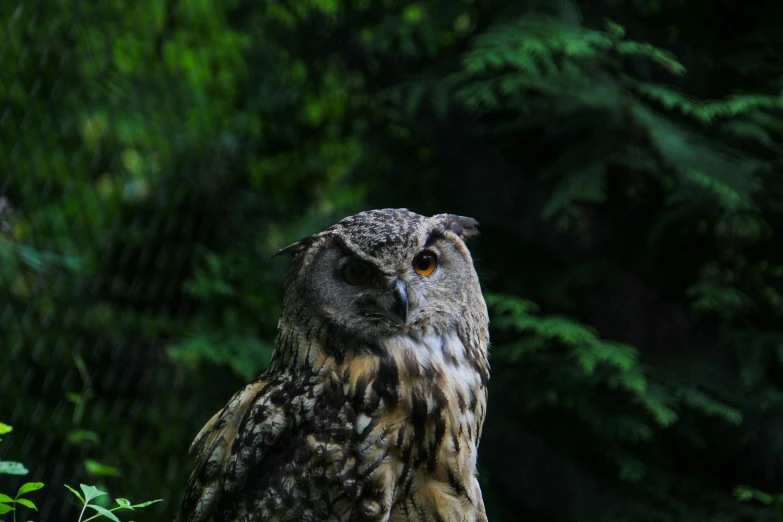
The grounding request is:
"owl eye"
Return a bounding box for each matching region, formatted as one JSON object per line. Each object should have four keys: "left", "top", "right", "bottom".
{"left": 413, "top": 251, "right": 437, "bottom": 276}
{"left": 343, "top": 260, "right": 374, "bottom": 285}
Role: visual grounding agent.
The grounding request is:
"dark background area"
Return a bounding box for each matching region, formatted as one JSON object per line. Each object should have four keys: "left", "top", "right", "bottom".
{"left": 2, "top": 0, "right": 783, "bottom": 520}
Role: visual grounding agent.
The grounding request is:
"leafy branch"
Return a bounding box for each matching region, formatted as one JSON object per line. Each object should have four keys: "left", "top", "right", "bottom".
{"left": 64, "top": 484, "right": 161, "bottom": 522}
{"left": 1, "top": 422, "right": 162, "bottom": 521}
{"left": 0, "top": 482, "right": 43, "bottom": 522}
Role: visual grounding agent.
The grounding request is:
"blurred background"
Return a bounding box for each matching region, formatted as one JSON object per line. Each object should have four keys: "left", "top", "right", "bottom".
{"left": 2, "top": 0, "right": 783, "bottom": 520}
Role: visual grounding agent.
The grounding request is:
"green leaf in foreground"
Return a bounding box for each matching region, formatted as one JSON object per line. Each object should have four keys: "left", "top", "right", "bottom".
{"left": 0, "top": 502, "right": 14, "bottom": 515}
{"left": 16, "top": 482, "right": 44, "bottom": 496}
{"left": 80, "top": 484, "right": 106, "bottom": 503}
{"left": 64, "top": 484, "right": 85, "bottom": 504}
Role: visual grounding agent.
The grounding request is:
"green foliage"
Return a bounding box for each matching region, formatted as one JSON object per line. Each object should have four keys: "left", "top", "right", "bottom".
{"left": 0, "top": 482, "right": 43, "bottom": 522}
{"left": 735, "top": 485, "right": 783, "bottom": 520}
{"left": 1, "top": 422, "right": 159, "bottom": 522}
{"left": 0, "top": 422, "right": 43, "bottom": 522}
{"left": 487, "top": 293, "right": 742, "bottom": 489}
{"left": 448, "top": 11, "right": 781, "bottom": 230}
{"left": 64, "top": 484, "right": 161, "bottom": 522}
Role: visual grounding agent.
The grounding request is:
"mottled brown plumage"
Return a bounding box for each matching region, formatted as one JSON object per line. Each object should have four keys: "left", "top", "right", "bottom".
{"left": 177, "top": 209, "right": 490, "bottom": 522}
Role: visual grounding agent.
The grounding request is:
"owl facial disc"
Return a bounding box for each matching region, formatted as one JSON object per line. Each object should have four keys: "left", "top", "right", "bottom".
{"left": 275, "top": 208, "right": 482, "bottom": 336}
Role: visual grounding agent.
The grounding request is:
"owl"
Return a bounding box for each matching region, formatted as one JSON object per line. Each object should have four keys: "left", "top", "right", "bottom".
{"left": 176, "top": 209, "right": 490, "bottom": 522}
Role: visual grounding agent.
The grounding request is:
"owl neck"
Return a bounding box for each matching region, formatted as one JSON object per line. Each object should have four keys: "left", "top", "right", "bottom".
{"left": 268, "top": 317, "right": 489, "bottom": 393}
{"left": 268, "top": 315, "right": 490, "bottom": 445}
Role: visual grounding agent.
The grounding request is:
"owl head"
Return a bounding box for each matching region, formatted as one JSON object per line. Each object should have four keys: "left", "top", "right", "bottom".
{"left": 274, "top": 209, "right": 485, "bottom": 344}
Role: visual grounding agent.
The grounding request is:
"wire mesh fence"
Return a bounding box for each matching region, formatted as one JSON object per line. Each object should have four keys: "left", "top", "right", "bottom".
{"left": 0, "top": 147, "right": 231, "bottom": 519}
{"left": 1, "top": 2, "right": 290, "bottom": 519}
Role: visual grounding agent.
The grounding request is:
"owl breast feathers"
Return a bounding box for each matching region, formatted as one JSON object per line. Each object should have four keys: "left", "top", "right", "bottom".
{"left": 177, "top": 209, "right": 490, "bottom": 522}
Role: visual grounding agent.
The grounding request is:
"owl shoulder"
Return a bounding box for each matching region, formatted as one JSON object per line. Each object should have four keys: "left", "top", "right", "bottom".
{"left": 177, "top": 375, "right": 294, "bottom": 522}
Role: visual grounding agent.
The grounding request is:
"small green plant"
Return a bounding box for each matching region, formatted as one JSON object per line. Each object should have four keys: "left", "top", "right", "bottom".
{"left": 64, "top": 484, "right": 161, "bottom": 522}
{"left": 2, "top": 422, "right": 162, "bottom": 521}
{"left": 0, "top": 482, "right": 44, "bottom": 522}
{"left": 0, "top": 422, "right": 44, "bottom": 522}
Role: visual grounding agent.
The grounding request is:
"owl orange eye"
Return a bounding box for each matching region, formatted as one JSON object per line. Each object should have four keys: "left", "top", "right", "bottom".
{"left": 343, "top": 260, "right": 373, "bottom": 285}
{"left": 413, "top": 251, "right": 437, "bottom": 276}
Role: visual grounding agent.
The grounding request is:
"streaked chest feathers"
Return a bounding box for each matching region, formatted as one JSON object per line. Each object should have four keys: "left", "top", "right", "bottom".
{"left": 338, "top": 331, "right": 488, "bottom": 521}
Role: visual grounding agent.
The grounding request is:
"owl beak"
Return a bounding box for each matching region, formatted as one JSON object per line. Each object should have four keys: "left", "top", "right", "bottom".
{"left": 392, "top": 278, "right": 409, "bottom": 324}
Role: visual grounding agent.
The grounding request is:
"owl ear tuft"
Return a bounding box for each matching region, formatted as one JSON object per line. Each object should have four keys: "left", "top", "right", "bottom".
{"left": 435, "top": 214, "right": 480, "bottom": 240}
{"left": 271, "top": 236, "right": 315, "bottom": 259}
